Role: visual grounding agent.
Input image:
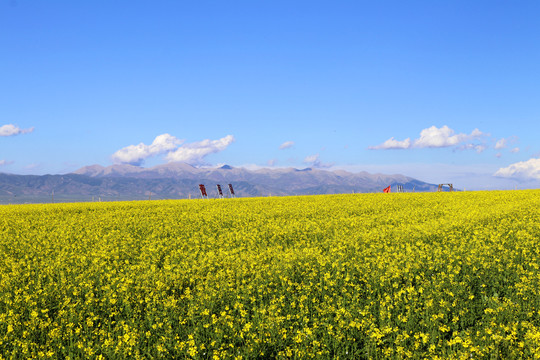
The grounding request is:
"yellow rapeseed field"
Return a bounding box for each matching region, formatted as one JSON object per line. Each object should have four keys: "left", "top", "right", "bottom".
{"left": 1, "top": 190, "right": 540, "bottom": 359}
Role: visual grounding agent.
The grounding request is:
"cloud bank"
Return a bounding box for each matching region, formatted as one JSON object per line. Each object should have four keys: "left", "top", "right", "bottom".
{"left": 0, "top": 124, "right": 34, "bottom": 137}
{"left": 494, "top": 158, "right": 540, "bottom": 181}
{"left": 369, "top": 125, "right": 486, "bottom": 150}
{"left": 112, "top": 134, "right": 235, "bottom": 166}
{"left": 0, "top": 160, "right": 13, "bottom": 166}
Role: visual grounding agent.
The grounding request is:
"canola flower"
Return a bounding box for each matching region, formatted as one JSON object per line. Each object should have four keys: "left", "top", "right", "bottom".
{"left": 0, "top": 190, "right": 539, "bottom": 359}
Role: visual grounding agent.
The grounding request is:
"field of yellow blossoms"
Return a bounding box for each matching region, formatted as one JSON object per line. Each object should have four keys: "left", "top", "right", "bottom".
{"left": 1, "top": 190, "right": 540, "bottom": 359}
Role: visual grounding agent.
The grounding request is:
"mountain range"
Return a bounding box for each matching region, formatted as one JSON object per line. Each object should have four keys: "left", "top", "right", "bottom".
{"left": 0, "top": 163, "right": 439, "bottom": 204}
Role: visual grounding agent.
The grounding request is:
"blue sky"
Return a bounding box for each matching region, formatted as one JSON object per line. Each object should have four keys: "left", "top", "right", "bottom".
{"left": 1, "top": 1, "right": 539, "bottom": 190}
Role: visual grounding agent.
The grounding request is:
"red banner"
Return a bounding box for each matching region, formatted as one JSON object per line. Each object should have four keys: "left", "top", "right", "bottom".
{"left": 199, "top": 184, "right": 208, "bottom": 197}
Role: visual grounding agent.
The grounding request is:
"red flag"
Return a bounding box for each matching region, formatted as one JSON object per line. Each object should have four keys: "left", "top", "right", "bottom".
{"left": 199, "top": 184, "right": 208, "bottom": 197}
{"left": 383, "top": 185, "right": 391, "bottom": 193}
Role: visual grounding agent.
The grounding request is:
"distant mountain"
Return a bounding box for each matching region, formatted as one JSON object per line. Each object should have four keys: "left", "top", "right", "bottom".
{"left": 0, "top": 163, "right": 439, "bottom": 204}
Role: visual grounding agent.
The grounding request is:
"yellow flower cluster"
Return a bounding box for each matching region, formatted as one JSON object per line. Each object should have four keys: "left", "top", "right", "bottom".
{"left": 0, "top": 190, "right": 539, "bottom": 359}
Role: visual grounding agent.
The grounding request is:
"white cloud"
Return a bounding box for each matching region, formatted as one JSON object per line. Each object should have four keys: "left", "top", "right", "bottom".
{"left": 304, "top": 154, "right": 319, "bottom": 163}
{"left": 368, "top": 137, "right": 411, "bottom": 150}
{"left": 495, "top": 136, "right": 518, "bottom": 150}
{"left": 0, "top": 124, "right": 34, "bottom": 136}
{"left": 458, "top": 144, "right": 487, "bottom": 153}
{"left": 414, "top": 125, "right": 484, "bottom": 148}
{"left": 303, "top": 153, "right": 333, "bottom": 168}
{"left": 474, "top": 144, "right": 487, "bottom": 153}
{"left": 279, "top": 141, "right": 295, "bottom": 150}
{"left": 369, "top": 125, "right": 486, "bottom": 151}
{"left": 165, "top": 135, "right": 235, "bottom": 165}
{"left": 510, "top": 147, "right": 520, "bottom": 153}
{"left": 0, "top": 160, "right": 13, "bottom": 166}
{"left": 494, "top": 158, "right": 540, "bottom": 181}
{"left": 495, "top": 138, "right": 507, "bottom": 150}
{"left": 112, "top": 133, "right": 183, "bottom": 165}
{"left": 112, "top": 134, "right": 235, "bottom": 166}
{"left": 267, "top": 159, "right": 277, "bottom": 166}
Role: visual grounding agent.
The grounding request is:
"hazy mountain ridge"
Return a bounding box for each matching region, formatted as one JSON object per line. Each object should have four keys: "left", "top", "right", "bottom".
{"left": 1, "top": 163, "right": 439, "bottom": 203}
